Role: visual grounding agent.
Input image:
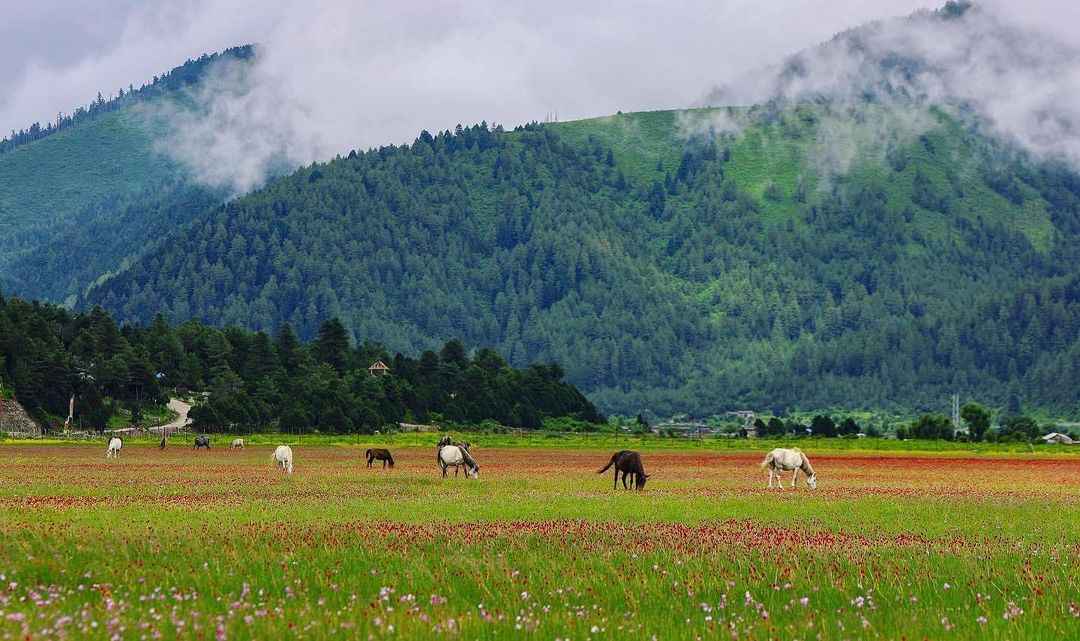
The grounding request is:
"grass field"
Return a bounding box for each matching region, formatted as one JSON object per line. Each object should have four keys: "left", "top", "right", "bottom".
{"left": 1, "top": 442, "right": 1078, "bottom": 640}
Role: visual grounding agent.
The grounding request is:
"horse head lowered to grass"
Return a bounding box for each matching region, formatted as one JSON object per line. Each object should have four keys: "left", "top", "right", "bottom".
{"left": 436, "top": 436, "right": 478, "bottom": 479}
{"left": 597, "top": 450, "right": 649, "bottom": 490}
{"left": 761, "top": 448, "right": 817, "bottom": 489}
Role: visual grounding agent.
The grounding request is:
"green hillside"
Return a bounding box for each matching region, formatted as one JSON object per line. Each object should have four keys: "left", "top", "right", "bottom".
{"left": 82, "top": 107, "right": 1080, "bottom": 417}
{"left": 0, "top": 49, "right": 250, "bottom": 302}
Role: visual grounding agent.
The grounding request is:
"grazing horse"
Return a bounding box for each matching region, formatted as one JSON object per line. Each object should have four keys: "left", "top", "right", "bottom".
{"left": 366, "top": 448, "right": 394, "bottom": 468}
{"left": 272, "top": 445, "right": 294, "bottom": 474}
{"left": 597, "top": 450, "right": 650, "bottom": 490}
{"left": 105, "top": 437, "right": 123, "bottom": 459}
{"left": 193, "top": 435, "right": 211, "bottom": 450}
{"left": 438, "top": 444, "right": 479, "bottom": 479}
{"left": 761, "top": 448, "right": 817, "bottom": 489}
{"left": 230, "top": 438, "right": 245, "bottom": 449}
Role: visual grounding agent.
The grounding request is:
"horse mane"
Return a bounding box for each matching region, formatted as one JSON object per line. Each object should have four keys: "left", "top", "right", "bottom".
{"left": 799, "top": 452, "right": 815, "bottom": 476}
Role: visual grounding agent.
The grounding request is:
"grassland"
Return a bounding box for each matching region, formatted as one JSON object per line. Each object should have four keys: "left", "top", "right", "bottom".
{"left": 1, "top": 441, "right": 1077, "bottom": 640}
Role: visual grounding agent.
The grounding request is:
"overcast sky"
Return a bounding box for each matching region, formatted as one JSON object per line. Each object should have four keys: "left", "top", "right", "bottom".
{"left": 2, "top": 0, "right": 944, "bottom": 138}
{"left": 4, "top": 1, "right": 1078, "bottom": 191}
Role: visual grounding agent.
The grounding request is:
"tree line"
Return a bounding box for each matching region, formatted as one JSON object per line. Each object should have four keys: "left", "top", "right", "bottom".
{"left": 0, "top": 294, "right": 602, "bottom": 433}
{"left": 0, "top": 46, "right": 253, "bottom": 155}
{"left": 748, "top": 403, "right": 1072, "bottom": 442}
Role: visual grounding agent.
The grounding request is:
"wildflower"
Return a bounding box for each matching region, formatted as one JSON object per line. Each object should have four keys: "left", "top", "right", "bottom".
{"left": 1003, "top": 601, "right": 1024, "bottom": 620}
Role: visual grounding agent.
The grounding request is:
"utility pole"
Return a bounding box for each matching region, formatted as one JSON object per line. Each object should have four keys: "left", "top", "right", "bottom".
{"left": 951, "top": 393, "right": 960, "bottom": 432}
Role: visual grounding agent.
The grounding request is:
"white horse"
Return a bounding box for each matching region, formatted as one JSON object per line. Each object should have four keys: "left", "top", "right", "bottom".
{"left": 272, "top": 445, "right": 294, "bottom": 474}
{"left": 438, "top": 445, "right": 479, "bottom": 479}
{"left": 105, "top": 437, "right": 123, "bottom": 459}
{"left": 761, "top": 448, "right": 817, "bottom": 489}
{"left": 230, "top": 438, "right": 245, "bottom": 449}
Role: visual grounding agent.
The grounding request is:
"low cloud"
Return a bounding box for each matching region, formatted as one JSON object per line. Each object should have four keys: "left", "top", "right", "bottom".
{"left": 6, "top": 2, "right": 1080, "bottom": 193}
{"left": 702, "top": 2, "right": 1080, "bottom": 169}
{"left": 2, "top": 1, "right": 940, "bottom": 193}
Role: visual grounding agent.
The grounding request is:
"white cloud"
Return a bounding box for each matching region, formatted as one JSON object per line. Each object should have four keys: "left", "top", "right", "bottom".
{"left": 8, "top": 1, "right": 1080, "bottom": 192}
{"left": 2, "top": 0, "right": 932, "bottom": 191}
{"left": 703, "top": 1, "right": 1080, "bottom": 167}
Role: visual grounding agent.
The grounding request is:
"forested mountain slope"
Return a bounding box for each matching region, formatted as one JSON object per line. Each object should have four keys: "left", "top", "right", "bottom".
{"left": 83, "top": 107, "right": 1080, "bottom": 417}
{"left": 0, "top": 47, "right": 252, "bottom": 303}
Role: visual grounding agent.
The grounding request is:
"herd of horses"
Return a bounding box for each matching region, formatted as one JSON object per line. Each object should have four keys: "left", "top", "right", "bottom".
{"left": 103, "top": 436, "right": 818, "bottom": 489}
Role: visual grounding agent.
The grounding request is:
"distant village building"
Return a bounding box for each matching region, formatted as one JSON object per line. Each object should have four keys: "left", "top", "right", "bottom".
{"left": 726, "top": 410, "right": 757, "bottom": 438}
{"left": 1040, "top": 432, "right": 1076, "bottom": 445}
{"left": 398, "top": 422, "right": 438, "bottom": 433}
{"left": 368, "top": 360, "right": 391, "bottom": 377}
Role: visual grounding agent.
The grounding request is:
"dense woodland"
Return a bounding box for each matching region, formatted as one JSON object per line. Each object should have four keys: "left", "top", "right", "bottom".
{"left": 0, "top": 46, "right": 253, "bottom": 155}
{"left": 0, "top": 295, "right": 601, "bottom": 433}
{"left": 83, "top": 115, "right": 1080, "bottom": 418}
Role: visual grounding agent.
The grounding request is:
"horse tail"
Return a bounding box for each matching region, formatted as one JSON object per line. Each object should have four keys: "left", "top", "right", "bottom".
{"left": 760, "top": 451, "right": 774, "bottom": 469}
{"left": 598, "top": 453, "right": 618, "bottom": 474}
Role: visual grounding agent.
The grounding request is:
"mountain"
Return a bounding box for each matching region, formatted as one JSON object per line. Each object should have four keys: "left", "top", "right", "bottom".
{"left": 9, "top": 4, "right": 1080, "bottom": 417}
{"left": 0, "top": 46, "right": 253, "bottom": 303}
{"left": 81, "top": 103, "right": 1080, "bottom": 417}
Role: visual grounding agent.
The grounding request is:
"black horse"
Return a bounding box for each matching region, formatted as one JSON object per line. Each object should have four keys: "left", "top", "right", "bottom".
{"left": 366, "top": 448, "right": 395, "bottom": 468}
{"left": 597, "top": 450, "right": 650, "bottom": 490}
{"left": 193, "top": 435, "right": 211, "bottom": 449}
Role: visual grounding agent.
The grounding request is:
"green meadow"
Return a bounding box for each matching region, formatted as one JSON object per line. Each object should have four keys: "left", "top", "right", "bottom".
{"left": 1, "top": 442, "right": 1077, "bottom": 640}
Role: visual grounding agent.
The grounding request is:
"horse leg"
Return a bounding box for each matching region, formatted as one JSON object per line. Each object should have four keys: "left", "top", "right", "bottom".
{"left": 767, "top": 469, "right": 773, "bottom": 488}
{"left": 613, "top": 469, "right": 618, "bottom": 490}
{"left": 792, "top": 468, "right": 798, "bottom": 488}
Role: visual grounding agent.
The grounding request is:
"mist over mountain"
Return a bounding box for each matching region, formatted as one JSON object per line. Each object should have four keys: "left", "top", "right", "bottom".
{"left": 0, "top": 48, "right": 253, "bottom": 303}
{"left": 705, "top": 2, "right": 1080, "bottom": 169}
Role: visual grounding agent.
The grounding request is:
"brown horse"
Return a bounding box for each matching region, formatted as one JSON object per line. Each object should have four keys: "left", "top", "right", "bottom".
{"left": 366, "top": 448, "right": 395, "bottom": 469}
{"left": 597, "top": 450, "right": 650, "bottom": 490}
